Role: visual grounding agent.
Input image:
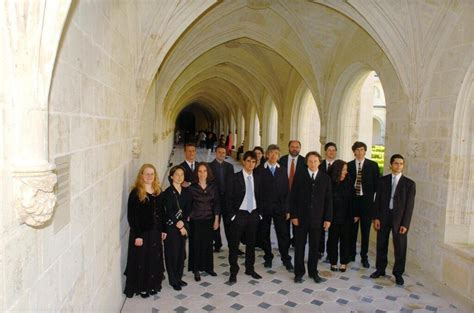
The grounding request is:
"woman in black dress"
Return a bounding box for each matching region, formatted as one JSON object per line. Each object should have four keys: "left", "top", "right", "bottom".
{"left": 188, "top": 163, "right": 220, "bottom": 281}
{"left": 163, "top": 165, "right": 192, "bottom": 291}
{"left": 327, "top": 160, "right": 359, "bottom": 272}
{"left": 124, "top": 164, "right": 166, "bottom": 298}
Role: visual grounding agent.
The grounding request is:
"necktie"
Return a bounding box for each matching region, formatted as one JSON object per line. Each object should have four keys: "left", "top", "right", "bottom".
{"left": 270, "top": 166, "right": 275, "bottom": 176}
{"left": 355, "top": 162, "right": 362, "bottom": 195}
{"left": 246, "top": 175, "right": 254, "bottom": 212}
{"left": 389, "top": 175, "right": 396, "bottom": 209}
{"left": 289, "top": 158, "right": 295, "bottom": 190}
{"left": 191, "top": 163, "right": 194, "bottom": 171}
{"left": 327, "top": 162, "right": 331, "bottom": 171}
{"left": 311, "top": 173, "right": 315, "bottom": 181}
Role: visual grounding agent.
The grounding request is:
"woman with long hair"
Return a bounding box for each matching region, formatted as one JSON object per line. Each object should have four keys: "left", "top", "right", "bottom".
{"left": 188, "top": 163, "right": 220, "bottom": 281}
{"left": 162, "top": 166, "right": 192, "bottom": 291}
{"left": 327, "top": 160, "right": 358, "bottom": 272}
{"left": 253, "top": 146, "right": 266, "bottom": 168}
{"left": 124, "top": 164, "right": 166, "bottom": 298}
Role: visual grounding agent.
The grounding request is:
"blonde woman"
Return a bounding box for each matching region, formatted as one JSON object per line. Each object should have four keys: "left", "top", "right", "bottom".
{"left": 124, "top": 164, "right": 166, "bottom": 298}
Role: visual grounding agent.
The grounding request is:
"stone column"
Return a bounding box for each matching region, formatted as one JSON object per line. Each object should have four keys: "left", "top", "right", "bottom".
{"left": 2, "top": 0, "right": 71, "bottom": 226}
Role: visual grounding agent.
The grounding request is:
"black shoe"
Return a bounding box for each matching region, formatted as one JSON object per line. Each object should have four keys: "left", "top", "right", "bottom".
{"left": 205, "top": 270, "right": 217, "bottom": 276}
{"left": 395, "top": 275, "right": 404, "bottom": 285}
{"left": 179, "top": 280, "right": 188, "bottom": 286}
{"left": 228, "top": 274, "right": 237, "bottom": 284}
{"left": 294, "top": 276, "right": 303, "bottom": 283}
{"left": 149, "top": 289, "right": 158, "bottom": 295}
{"left": 313, "top": 273, "right": 322, "bottom": 283}
{"left": 283, "top": 262, "right": 294, "bottom": 271}
{"left": 194, "top": 272, "right": 201, "bottom": 282}
{"left": 171, "top": 284, "right": 182, "bottom": 291}
{"left": 330, "top": 265, "right": 338, "bottom": 272}
{"left": 263, "top": 260, "right": 272, "bottom": 268}
{"left": 361, "top": 259, "right": 370, "bottom": 268}
{"left": 125, "top": 292, "right": 134, "bottom": 298}
{"left": 370, "top": 270, "right": 385, "bottom": 279}
{"left": 245, "top": 271, "right": 262, "bottom": 279}
{"left": 238, "top": 249, "right": 245, "bottom": 256}
{"left": 140, "top": 292, "right": 149, "bottom": 298}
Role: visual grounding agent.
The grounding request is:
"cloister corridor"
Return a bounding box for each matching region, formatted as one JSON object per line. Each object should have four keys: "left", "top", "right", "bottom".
{"left": 0, "top": 0, "right": 472, "bottom": 312}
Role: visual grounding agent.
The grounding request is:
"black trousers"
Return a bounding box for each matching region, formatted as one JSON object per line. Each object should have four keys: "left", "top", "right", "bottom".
{"left": 294, "top": 223, "right": 322, "bottom": 278}
{"left": 189, "top": 219, "right": 214, "bottom": 272}
{"left": 327, "top": 221, "right": 351, "bottom": 265}
{"left": 319, "top": 228, "right": 327, "bottom": 255}
{"left": 260, "top": 212, "right": 291, "bottom": 263}
{"left": 164, "top": 228, "right": 186, "bottom": 286}
{"left": 376, "top": 211, "right": 408, "bottom": 276}
{"left": 228, "top": 210, "right": 259, "bottom": 275}
{"left": 213, "top": 215, "right": 223, "bottom": 249}
{"left": 350, "top": 196, "right": 371, "bottom": 260}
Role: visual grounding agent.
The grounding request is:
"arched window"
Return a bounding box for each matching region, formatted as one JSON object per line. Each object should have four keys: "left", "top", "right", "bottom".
{"left": 297, "top": 89, "right": 321, "bottom": 155}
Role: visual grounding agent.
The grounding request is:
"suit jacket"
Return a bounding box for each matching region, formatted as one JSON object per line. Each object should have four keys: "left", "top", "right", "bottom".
{"left": 225, "top": 170, "right": 261, "bottom": 218}
{"left": 289, "top": 170, "right": 333, "bottom": 227}
{"left": 348, "top": 158, "right": 380, "bottom": 198}
{"left": 179, "top": 160, "right": 197, "bottom": 184}
{"left": 254, "top": 164, "right": 289, "bottom": 215}
{"left": 279, "top": 154, "right": 307, "bottom": 189}
{"left": 319, "top": 159, "right": 335, "bottom": 174}
{"left": 208, "top": 159, "right": 234, "bottom": 215}
{"left": 374, "top": 174, "right": 416, "bottom": 229}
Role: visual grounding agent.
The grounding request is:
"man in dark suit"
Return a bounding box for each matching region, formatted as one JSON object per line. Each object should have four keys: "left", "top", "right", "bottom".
{"left": 318, "top": 142, "right": 338, "bottom": 261}
{"left": 208, "top": 145, "right": 235, "bottom": 252}
{"left": 290, "top": 151, "right": 332, "bottom": 284}
{"left": 279, "top": 140, "right": 307, "bottom": 247}
{"left": 370, "top": 154, "right": 416, "bottom": 285}
{"left": 347, "top": 141, "right": 380, "bottom": 268}
{"left": 179, "top": 143, "right": 198, "bottom": 187}
{"left": 255, "top": 145, "right": 293, "bottom": 271}
{"left": 226, "top": 151, "right": 263, "bottom": 284}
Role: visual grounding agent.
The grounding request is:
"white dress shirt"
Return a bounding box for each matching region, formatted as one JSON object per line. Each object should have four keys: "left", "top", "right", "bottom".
{"left": 239, "top": 170, "right": 257, "bottom": 212}
{"left": 390, "top": 173, "right": 402, "bottom": 209}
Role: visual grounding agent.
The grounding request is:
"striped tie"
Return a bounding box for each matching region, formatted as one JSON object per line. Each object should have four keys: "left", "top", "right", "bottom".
{"left": 355, "top": 162, "right": 362, "bottom": 195}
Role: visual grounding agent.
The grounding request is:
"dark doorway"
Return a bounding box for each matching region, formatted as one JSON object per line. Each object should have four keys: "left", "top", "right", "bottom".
{"left": 176, "top": 111, "right": 196, "bottom": 144}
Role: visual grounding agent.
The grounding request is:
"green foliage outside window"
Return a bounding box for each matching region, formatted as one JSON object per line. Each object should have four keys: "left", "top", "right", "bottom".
{"left": 371, "top": 145, "right": 385, "bottom": 175}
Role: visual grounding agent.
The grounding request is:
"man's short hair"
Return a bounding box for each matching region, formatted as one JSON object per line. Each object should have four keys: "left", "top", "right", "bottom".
{"left": 266, "top": 144, "right": 280, "bottom": 155}
{"left": 288, "top": 140, "right": 301, "bottom": 147}
{"left": 242, "top": 151, "right": 257, "bottom": 161}
{"left": 390, "top": 154, "right": 405, "bottom": 164}
{"left": 324, "top": 142, "right": 337, "bottom": 151}
{"left": 351, "top": 141, "right": 367, "bottom": 152}
{"left": 215, "top": 144, "right": 226, "bottom": 151}
{"left": 305, "top": 151, "right": 322, "bottom": 163}
{"left": 184, "top": 143, "right": 196, "bottom": 150}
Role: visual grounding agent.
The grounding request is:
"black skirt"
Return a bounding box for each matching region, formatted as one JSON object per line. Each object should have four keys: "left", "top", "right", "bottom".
{"left": 124, "top": 228, "right": 165, "bottom": 295}
{"left": 188, "top": 219, "right": 214, "bottom": 272}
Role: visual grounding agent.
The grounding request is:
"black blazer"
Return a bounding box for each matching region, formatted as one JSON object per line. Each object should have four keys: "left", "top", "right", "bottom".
{"left": 226, "top": 170, "right": 261, "bottom": 217}
{"left": 331, "top": 178, "right": 356, "bottom": 224}
{"left": 319, "top": 160, "right": 335, "bottom": 174}
{"left": 289, "top": 170, "right": 333, "bottom": 227}
{"left": 208, "top": 159, "right": 234, "bottom": 196}
{"left": 374, "top": 174, "right": 416, "bottom": 229}
{"left": 254, "top": 164, "right": 289, "bottom": 215}
{"left": 279, "top": 154, "right": 307, "bottom": 189}
{"left": 127, "top": 189, "right": 165, "bottom": 238}
{"left": 347, "top": 158, "right": 380, "bottom": 198}
{"left": 162, "top": 185, "right": 192, "bottom": 232}
{"left": 179, "top": 160, "right": 198, "bottom": 184}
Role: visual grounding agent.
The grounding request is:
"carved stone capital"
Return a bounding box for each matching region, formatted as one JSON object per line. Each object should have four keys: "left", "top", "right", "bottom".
{"left": 132, "top": 137, "right": 142, "bottom": 158}
{"left": 13, "top": 168, "right": 57, "bottom": 227}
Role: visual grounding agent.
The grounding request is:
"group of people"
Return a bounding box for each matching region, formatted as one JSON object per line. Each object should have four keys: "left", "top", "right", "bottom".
{"left": 123, "top": 140, "right": 416, "bottom": 299}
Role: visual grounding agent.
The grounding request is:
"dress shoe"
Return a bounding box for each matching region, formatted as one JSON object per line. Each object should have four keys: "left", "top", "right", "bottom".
{"left": 283, "top": 262, "right": 294, "bottom": 271}
{"left": 227, "top": 274, "right": 237, "bottom": 284}
{"left": 370, "top": 270, "right": 385, "bottom": 279}
{"left": 294, "top": 276, "right": 303, "bottom": 283}
{"left": 140, "top": 292, "right": 149, "bottom": 298}
{"left": 238, "top": 249, "right": 245, "bottom": 256}
{"left": 171, "top": 284, "right": 182, "bottom": 291}
{"left": 330, "top": 265, "right": 338, "bottom": 272}
{"left": 178, "top": 280, "right": 188, "bottom": 286}
{"left": 313, "top": 273, "right": 323, "bottom": 283}
{"left": 395, "top": 275, "right": 404, "bottom": 285}
{"left": 205, "top": 270, "right": 217, "bottom": 276}
{"left": 245, "top": 271, "right": 262, "bottom": 279}
{"left": 339, "top": 265, "right": 347, "bottom": 272}
{"left": 194, "top": 272, "right": 201, "bottom": 282}
{"left": 149, "top": 289, "right": 158, "bottom": 295}
{"left": 125, "top": 292, "right": 134, "bottom": 298}
{"left": 263, "top": 260, "right": 272, "bottom": 268}
{"left": 361, "top": 259, "right": 370, "bottom": 268}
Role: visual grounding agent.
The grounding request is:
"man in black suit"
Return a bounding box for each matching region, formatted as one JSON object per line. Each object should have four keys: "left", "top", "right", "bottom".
{"left": 226, "top": 151, "right": 263, "bottom": 284}
{"left": 318, "top": 142, "right": 338, "bottom": 261}
{"left": 370, "top": 154, "right": 416, "bottom": 285}
{"left": 208, "top": 145, "right": 235, "bottom": 252}
{"left": 279, "top": 140, "right": 307, "bottom": 247}
{"left": 347, "top": 141, "right": 380, "bottom": 268}
{"left": 179, "top": 143, "right": 198, "bottom": 187}
{"left": 290, "top": 151, "right": 332, "bottom": 284}
{"left": 255, "top": 145, "right": 293, "bottom": 271}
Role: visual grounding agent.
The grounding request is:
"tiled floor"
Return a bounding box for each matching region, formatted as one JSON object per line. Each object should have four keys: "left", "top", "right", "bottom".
{"left": 122, "top": 147, "right": 469, "bottom": 312}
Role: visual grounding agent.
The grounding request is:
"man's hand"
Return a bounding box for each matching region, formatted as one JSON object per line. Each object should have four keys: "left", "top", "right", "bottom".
{"left": 176, "top": 220, "right": 184, "bottom": 229}
{"left": 134, "top": 238, "right": 143, "bottom": 246}
{"left": 353, "top": 217, "right": 360, "bottom": 223}
{"left": 291, "top": 218, "right": 299, "bottom": 226}
{"left": 161, "top": 233, "right": 167, "bottom": 240}
{"left": 285, "top": 213, "right": 290, "bottom": 220}
{"left": 323, "top": 221, "right": 331, "bottom": 231}
{"left": 373, "top": 219, "right": 380, "bottom": 231}
{"left": 399, "top": 226, "right": 408, "bottom": 234}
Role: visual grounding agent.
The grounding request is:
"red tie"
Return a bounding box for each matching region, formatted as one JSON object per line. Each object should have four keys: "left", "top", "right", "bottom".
{"left": 289, "top": 158, "right": 295, "bottom": 190}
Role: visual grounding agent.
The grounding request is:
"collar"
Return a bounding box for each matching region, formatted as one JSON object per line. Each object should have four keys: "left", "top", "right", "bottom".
{"left": 264, "top": 161, "right": 280, "bottom": 169}
{"left": 185, "top": 160, "right": 195, "bottom": 168}
{"left": 308, "top": 168, "right": 319, "bottom": 177}
{"left": 392, "top": 173, "right": 402, "bottom": 180}
{"left": 242, "top": 170, "right": 253, "bottom": 178}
